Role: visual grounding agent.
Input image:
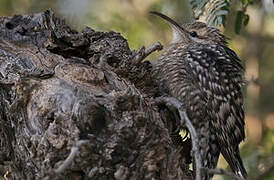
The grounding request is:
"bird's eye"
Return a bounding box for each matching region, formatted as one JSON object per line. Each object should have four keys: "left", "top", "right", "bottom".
{"left": 190, "top": 31, "right": 198, "bottom": 37}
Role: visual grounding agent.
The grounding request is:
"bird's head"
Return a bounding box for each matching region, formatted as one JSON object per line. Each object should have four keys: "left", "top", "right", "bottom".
{"left": 150, "top": 11, "right": 227, "bottom": 46}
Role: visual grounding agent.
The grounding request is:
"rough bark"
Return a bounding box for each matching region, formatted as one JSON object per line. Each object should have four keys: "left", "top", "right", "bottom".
{"left": 0, "top": 10, "right": 192, "bottom": 180}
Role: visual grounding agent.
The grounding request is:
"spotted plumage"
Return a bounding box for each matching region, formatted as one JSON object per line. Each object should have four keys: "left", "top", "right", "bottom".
{"left": 151, "top": 12, "right": 247, "bottom": 179}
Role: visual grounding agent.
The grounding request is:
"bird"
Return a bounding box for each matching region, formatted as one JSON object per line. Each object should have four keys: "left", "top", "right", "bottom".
{"left": 151, "top": 11, "right": 247, "bottom": 179}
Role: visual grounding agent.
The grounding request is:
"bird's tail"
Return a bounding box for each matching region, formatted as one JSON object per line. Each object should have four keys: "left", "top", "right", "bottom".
{"left": 222, "top": 146, "right": 247, "bottom": 179}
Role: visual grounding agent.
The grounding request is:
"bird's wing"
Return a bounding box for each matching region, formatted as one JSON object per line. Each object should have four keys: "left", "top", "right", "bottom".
{"left": 184, "top": 44, "right": 245, "bottom": 147}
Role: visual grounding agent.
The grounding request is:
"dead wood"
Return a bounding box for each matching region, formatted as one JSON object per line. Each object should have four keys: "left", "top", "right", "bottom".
{"left": 0, "top": 10, "right": 193, "bottom": 180}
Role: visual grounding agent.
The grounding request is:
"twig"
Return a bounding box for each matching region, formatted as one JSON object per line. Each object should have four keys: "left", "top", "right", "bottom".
{"left": 202, "top": 167, "right": 244, "bottom": 180}
{"left": 132, "top": 42, "right": 163, "bottom": 64}
{"left": 156, "top": 97, "right": 244, "bottom": 180}
{"left": 156, "top": 96, "right": 202, "bottom": 180}
{"left": 54, "top": 140, "right": 89, "bottom": 174}
{"left": 179, "top": 110, "right": 202, "bottom": 180}
{"left": 144, "top": 42, "right": 163, "bottom": 57}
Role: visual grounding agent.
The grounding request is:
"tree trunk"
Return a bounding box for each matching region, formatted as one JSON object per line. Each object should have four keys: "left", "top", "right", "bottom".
{"left": 0, "top": 10, "right": 192, "bottom": 180}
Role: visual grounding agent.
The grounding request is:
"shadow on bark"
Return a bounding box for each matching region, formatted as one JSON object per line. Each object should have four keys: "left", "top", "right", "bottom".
{"left": 0, "top": 10, "right": 193, "bottom": 180}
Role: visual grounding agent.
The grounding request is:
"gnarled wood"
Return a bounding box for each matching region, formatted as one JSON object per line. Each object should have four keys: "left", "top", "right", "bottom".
{"left": 0, "top": 10, "right": 192, "bottom": 179}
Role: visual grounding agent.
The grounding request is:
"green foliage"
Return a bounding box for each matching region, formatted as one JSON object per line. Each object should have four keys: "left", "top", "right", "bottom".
{"left": 190, "top": 0, "right": 254, "bottom": 34}
{"left": 235, "top": 11, "right": 249, "bottom": 34}
{"left": 190, "top": 0, "right": 229, "bottom": 27}
{"left": 235, "top": 10, "right": 243, "bottom": 34}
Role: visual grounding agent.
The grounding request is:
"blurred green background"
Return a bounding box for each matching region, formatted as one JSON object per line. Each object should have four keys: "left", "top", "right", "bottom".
{"left": 0, "top": 0, "right": 273, "bottom": 179}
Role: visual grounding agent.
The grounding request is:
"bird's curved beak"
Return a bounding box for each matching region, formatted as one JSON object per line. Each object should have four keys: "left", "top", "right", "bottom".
{"left": 150, "top": 11, "right": 188, "bottom": 43}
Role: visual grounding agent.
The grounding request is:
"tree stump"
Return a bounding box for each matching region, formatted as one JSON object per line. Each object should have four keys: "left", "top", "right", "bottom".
{"left": 0, "top": 10, "right": 192, "bottom": 180}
